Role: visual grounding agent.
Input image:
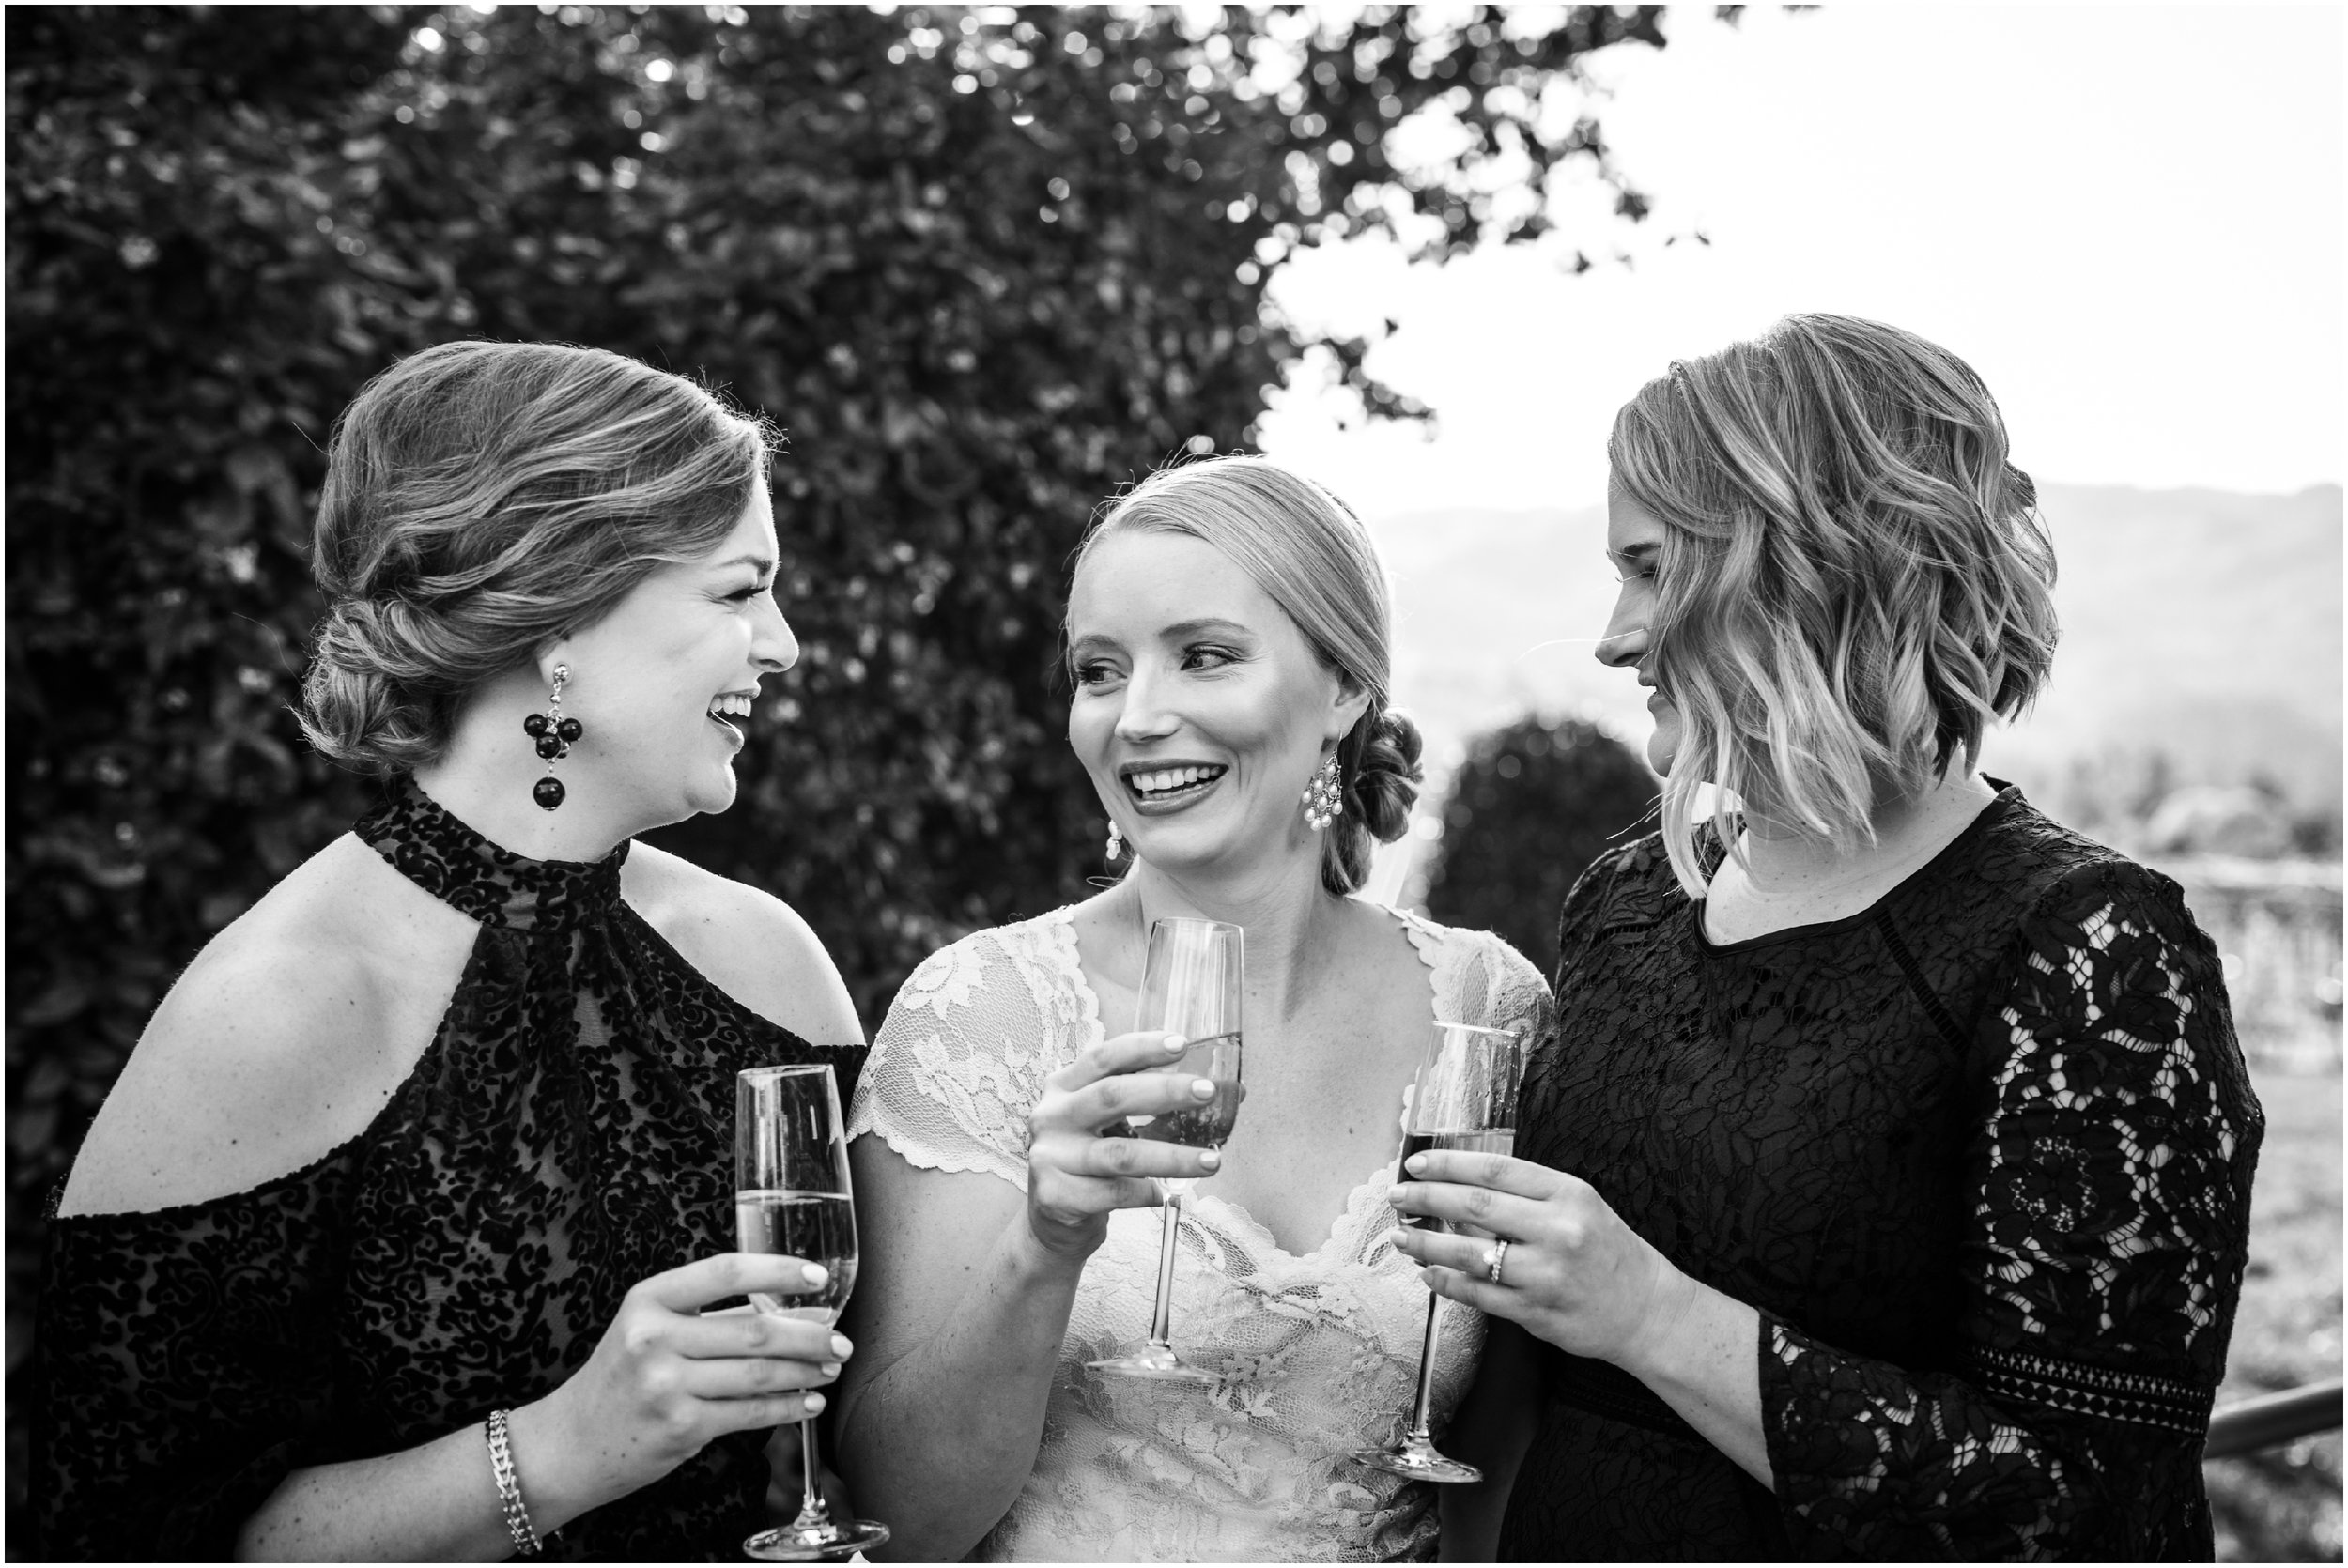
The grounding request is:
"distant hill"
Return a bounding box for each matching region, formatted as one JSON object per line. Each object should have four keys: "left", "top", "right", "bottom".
{"left": 1363, "top": 483, "right": 2343, "bottom": 819}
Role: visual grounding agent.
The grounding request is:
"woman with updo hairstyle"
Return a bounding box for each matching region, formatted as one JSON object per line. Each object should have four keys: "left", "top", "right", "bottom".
{"left": 34, "top": 340, "right": 869, "bottom": 1560}
{"left": 832, "top": 454, "right": 1552, "bottom": 1560}
{"left": 1388, "top": 315, "right": 2263, "bottom": 1559}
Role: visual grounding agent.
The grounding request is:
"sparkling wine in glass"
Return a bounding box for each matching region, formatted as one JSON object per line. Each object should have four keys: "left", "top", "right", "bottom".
{"left": 1354, "top": 1020, "right": 1523, "bottom": 1483}
{"left": 734, "top": 1064, "right": 888, "bottom": 1560}
{"left": 1085, "top": 916, "right": 1244, "bottom": 1383}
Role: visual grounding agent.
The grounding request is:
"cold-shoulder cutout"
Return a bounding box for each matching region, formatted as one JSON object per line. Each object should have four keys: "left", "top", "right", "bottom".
{"left": 33, "top": 771, "right": 867, "bottom": 1561}
{"left": 58, "top": 834, "right": 471, "bottom": 1218}
{"left": 623, "top": 841, "right": 862, "bottom": 1047}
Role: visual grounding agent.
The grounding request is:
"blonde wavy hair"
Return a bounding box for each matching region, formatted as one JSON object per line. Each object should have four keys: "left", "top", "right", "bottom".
{"left": 1608, "top": 314, "right": 2059, "bottom": 895}
{"left": 1071, "top": 455, "right": 1424, "bottom": 898}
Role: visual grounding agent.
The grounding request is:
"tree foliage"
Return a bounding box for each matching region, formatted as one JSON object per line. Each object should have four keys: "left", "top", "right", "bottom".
{"left": 5, "top": 0, "right": 1671, "bottom": 1496}
{"left": 1421, "top": 715, "right": 1659, "bottom": 972}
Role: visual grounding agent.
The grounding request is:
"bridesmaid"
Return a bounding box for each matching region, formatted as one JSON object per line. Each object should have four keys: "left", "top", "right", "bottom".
{"left": 34, "top": 341, "right": 864, "bottom": 1560}
{"left": 1391, "top": 314, "right": 2263, "bottom": 1559}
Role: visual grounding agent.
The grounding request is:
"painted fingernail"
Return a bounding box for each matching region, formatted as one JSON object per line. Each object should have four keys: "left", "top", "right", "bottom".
{"left": 1191, "top": 1077, "right": 1216, "bottom": 1098}
{"left": 804, "top": 1391, "right": 827, "bottom": 1415}
{"left": 831, "top": 1334, "right": 854, "bottom": 1359}
{"left": 1164, "top": 1034, "right": 1188, "bottom": 1053}
{"left": 1199, "top": 1149, "right": 1221, "bottom": 1170}
{"left": 820, "top": 1361, "right": 842, "bottom": 1377}
{"left": 1386, "top": 1228, "right": 1409, "bottom": 1248}
{"left": 1387, "top": 1183, "right": 1408, "bottom": 1202}
{"left": 1404, "top": 1153, "right": 1429, "bottom": 1174}
{"left": 802, "top": 1263, "right": 829, "bottom": 1286}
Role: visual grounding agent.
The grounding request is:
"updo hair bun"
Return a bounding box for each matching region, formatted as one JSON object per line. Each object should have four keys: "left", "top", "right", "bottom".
{"left": 1349, "top": 707, "right": 1424, "bottom": 846}
{"left": 292, "top": 339, "right": 776, "bottom": 773}
{"left": 1322, "top": 706, "right": 1424, "bottom": 897}
{"left": 301, "top": 597, "right": 470, "bottom": 772}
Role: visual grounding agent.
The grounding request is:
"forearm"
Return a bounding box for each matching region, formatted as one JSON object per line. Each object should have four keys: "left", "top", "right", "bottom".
{"left": 1616, "top": 1271, "right": 1771, "bottom": 1489}
{"left": 835, "top": 1214, "right": 1090, "bottom": 1562}
{"left": 235, "top": 1399, "right": 594, "bottom": 1560}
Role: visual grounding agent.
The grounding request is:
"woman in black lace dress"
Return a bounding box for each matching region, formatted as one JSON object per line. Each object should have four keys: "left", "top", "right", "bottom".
{"left": 1391, "top": 315, "right": 2262, "bottom": 1560}
{"left": 33, "top": 341, "right": 865, "bottom": 1560}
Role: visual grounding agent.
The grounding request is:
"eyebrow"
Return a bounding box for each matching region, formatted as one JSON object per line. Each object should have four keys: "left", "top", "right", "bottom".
{"left": 1608, "top": 543, "right": 1661, "bottom": 568}
{"left": 1067, "top": 618, "right": 1255, "bottom": 658}
{"left": 715, "top": 554, "right": 776, "bottom": 576}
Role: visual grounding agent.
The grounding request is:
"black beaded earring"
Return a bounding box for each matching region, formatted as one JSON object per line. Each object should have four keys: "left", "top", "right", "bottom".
{"left": 522, "top": 664, "right": 583, "bottom": 810}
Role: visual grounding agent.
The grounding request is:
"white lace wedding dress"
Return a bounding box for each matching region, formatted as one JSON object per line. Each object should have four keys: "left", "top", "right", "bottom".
{"left": 847, "top": 903, "right": 1553, "bottom": 1561}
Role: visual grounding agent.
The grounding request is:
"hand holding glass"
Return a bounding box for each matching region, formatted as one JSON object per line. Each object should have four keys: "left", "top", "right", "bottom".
{"left": 1085, "top": 917, "right": 1244, "bottom": 1383}
{"left": 1354, "top": 1020, "right": 1522, "bottom": 1483}
{"left": 734, "top": 1064, "right": 888, "bottom": 1560}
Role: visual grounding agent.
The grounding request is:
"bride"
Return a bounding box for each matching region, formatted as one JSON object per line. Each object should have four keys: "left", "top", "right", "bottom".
{"left": 832, "top": 455, "right": 1552, "bottom": 1560}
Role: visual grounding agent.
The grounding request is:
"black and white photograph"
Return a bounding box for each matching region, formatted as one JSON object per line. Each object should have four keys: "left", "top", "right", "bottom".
{"left": 8, "top": 4, "right": 2340, "bottom": 1560}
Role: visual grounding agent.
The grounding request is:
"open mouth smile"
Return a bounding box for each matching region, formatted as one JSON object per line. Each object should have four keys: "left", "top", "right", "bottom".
{"left": 1120, "top": 761, "right": 1228, "bottom": 811}
{"left": 707, "top": 691, "right": 755, "bottom": 746}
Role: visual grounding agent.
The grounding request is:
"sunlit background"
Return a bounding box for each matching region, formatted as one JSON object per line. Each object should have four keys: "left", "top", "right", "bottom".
{"left": 1251, "top": 5, "right": 2343, "bottom": 903}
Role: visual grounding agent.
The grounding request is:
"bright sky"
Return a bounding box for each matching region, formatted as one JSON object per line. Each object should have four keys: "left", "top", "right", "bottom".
{"left": 1257, "top": 4, "right": 2346, "bottom": 516}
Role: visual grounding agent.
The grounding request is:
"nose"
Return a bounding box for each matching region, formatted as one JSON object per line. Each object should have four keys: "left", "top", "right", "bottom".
{"left": 1114, "top": 666, "right": 1180, "bottom": 745}
{"left": 751, "top": 594, "right": 798, "bottom": 674}
{"left": 1596, "top": 584, "right": 1650, "bottom": 670}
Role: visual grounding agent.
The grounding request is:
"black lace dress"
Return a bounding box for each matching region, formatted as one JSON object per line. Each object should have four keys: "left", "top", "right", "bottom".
{"left": 1502, "top": 785, "right": 2262, "bottom": 1560}
{"left": 31, "top": 777, "right": 864, "bottom": 1561}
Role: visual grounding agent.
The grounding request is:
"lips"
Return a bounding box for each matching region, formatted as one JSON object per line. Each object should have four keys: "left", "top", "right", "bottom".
{"left": 707, "top": 690, "right": 756, "bottom": 746}
{"left": 1119, "top": 761, "right": 1228, "bottom": 812}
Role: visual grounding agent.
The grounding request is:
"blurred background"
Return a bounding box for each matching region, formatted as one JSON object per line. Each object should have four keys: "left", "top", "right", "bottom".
{"left": 8, "top": 4, "right": 2339, "bottom": 1554}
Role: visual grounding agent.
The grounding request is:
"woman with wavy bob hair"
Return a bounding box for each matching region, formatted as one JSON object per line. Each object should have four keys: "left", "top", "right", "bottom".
{"left": 1389, "top": 315, "right": 2263, "bottom": 1559}
{"left": 833, "top": 455, "right": 1552, "bottom": 1560}
{"left": 35, "top": 340, "right": 868, "bottom": 1560}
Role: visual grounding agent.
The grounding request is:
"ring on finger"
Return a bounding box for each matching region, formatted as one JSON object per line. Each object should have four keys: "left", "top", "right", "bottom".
{"left": 1486, "top": 1239, "right": 1511, "bottom": 1286}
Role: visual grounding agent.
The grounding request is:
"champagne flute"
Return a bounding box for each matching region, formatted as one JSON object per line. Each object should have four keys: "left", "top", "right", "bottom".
{"left": 1085, "top": 917, "right": 1244, "bottom": 1383}
{"left": 1353, "top": 1020, "right": 1523, "bottom": 1483}
{"left": 734, "top": 1064, "right": 889, "bottom": 1560}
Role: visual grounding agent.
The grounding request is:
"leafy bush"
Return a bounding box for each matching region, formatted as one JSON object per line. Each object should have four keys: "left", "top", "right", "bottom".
{"left": 1421, "top": 715, "right": 1659, "bottom": 972}
{"left": 5, "top": 2, "right": 1668, "bottom": 1501}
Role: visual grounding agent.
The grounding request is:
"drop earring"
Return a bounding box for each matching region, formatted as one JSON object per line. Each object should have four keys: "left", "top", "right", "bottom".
{"left": 1301, "top": 753, "right": 1343, "bottom": 832}
{"left": 1105, "top": 821, "right": 1124, "bottom": 862}
{"left": 522, "top": 664, "right": 583, "bottom": 810}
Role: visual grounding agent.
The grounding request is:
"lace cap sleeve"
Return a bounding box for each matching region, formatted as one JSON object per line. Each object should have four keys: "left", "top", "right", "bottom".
{"left": 33, "top": 1147, "right": 363, "bottom": 1560}
{"left": 1761, "top": 857, "right": 2263, "bottom": 1560}
{"left": 1406, "top": 914, "right": 1557, "bottom": 1060}
{"left": 846, "top": 919, "right": 1093, "bottom": 1193}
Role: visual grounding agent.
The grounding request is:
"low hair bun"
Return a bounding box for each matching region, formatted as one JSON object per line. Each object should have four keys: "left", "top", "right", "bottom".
{"left": 1350, "top": 707, "right": 1425, "bottom": 846}
{"left": 299, "top": 597, "right": 464, "bottom": 773}
{"left": 1321, "top": 705, "right": 1426, "bottom": 897}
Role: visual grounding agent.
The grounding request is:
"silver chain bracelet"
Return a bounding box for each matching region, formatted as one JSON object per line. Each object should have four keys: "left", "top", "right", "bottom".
{"left": 485, "top": 1407, "right": 544, "bottom": 1557}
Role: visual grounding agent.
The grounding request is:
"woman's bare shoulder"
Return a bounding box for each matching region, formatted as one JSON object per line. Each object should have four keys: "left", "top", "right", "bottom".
{"left": 622, "top": 841, "right": 861, "bottom": 1047}
{"left": 58, "top": 835, "right": 476, "bottom": 1217}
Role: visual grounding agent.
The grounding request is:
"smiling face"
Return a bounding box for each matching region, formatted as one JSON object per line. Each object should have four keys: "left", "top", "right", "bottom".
{"left": 1067, "top": 528, "right": 1367, "bottom": 881}
{"left": 552, "top": 478, "right": 797, "bottom": 827}
{"left": 1598, "top": 484, "right": 1681, "bottom": 776}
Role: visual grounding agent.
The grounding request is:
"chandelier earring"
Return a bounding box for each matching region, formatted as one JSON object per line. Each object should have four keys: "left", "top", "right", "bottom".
{"left": 1301, "top": 752, "right": 1344, "bottom": 832}
{"left": 1105, "top": 820, "right": 1125, "bottom": 862}
{"left": 522, "top": 663, "right": 584, "bottom": 810}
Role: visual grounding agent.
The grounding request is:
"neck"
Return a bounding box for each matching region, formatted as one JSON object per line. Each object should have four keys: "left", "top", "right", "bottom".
{"left": 1120, "top": 849, "right": 1347, "bottom": 1022}
{"left": 412, "top": 678, "right": 648, "bottom": 862}
{"left": 1738, "top": 767, "right": 1997, "bottom": 894}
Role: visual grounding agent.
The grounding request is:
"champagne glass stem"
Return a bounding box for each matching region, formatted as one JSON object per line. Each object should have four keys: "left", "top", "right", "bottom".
{"left": 1404, "top": 1296, "right": 1443, "bottom": 1441}
{"left": 1146, "top": 1192, "right": 1182, "bottom": 1348}
{"left": 792, "top": 1416, "right": 827, "bottom": 1532}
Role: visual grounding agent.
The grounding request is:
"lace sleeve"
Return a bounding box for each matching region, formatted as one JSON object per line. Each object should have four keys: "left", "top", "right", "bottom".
{"left": 1761, "top": 862, "right": 2264, "bottom": 1560}
{"left": 845, "top": 923, "right": 1089, "bottom": 1193}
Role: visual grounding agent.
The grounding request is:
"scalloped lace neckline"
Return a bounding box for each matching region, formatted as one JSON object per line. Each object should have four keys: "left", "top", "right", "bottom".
{"left": 1032, "top": 901, "right": 1454, "bottom": 1265}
